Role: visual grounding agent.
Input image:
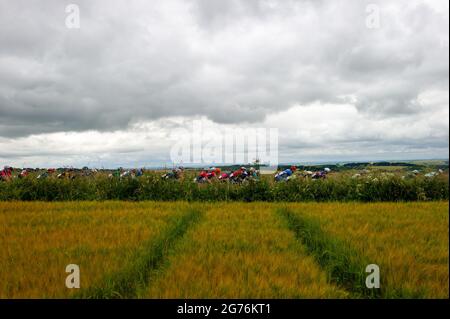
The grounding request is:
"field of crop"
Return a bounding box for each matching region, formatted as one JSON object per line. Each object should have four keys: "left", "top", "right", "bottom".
{"left": 0, "top": 202, "right": 193, "bottom": 298}
{"left": 144, "top": 203, "right": 347, "bottom": 298}
{"left": 0, "top": 201, "right": 447, "bottom": 299}
{"left": 283, "top": 202, "right": 449, "bottom": 298}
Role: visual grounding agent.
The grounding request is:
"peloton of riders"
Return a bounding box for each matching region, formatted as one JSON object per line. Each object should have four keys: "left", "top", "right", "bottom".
{"left": 162, "top": 167, "right": 184, "bottom": 180}
{"left": 194, "top": 167, "right": 221, "bottom": 183}
{"left": 1, "top": 164, "right": 330, "bottom": 183}
{"left": 0, "top": 166, "right": 12, "bottom": 182}
{"left": 274, "top": 166, "right": 331, "bottom": 182}
{"left": 202, "top": 166, "right": 259, "bottom": 183}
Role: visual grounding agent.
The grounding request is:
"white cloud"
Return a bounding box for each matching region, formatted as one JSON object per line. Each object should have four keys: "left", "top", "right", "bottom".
{"left": 0, "top": 0, "right": 448, "bottom": 166}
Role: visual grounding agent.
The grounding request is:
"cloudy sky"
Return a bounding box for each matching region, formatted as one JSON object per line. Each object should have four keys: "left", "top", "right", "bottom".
{"left": 0, "top": 0, "right": 448, "bottom": 168}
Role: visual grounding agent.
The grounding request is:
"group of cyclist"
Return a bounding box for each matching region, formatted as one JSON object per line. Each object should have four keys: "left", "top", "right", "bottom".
{"left": 194, "top": 167, "right": 260, "bottom": 184}
{"left": 162, "top": 167, "right": 185, "bottom": 180}
{"left": 109, "top": 168, "right": 144, "bottom": 179}
{"left": 274, "top": 166, "right": 330, "bottom": 181}
{"left": 1, "top": 164, "right": 331, "bottom": 183}
{"left": 1, "top": 166, "right": 30, "bottom": 181}
{"left": 0, "top": 166, "right": 101, "bottom": 181}
{"left": 0, "top": 166, "right": 13, "bottom": 182}
{"left": 161, "top": 166, "right": 261, "bottom": 184}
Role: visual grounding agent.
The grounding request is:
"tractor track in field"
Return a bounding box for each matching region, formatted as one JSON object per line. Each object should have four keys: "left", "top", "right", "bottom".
{"left": 142, "top": 204, "right": 348, "bottom": 298}
{"left": 276, "top": 207, "right": 381, "bottom": 298}
{"left": 77, "top": 208, "right": 204, "bottom": 299}
{"left": 71, "top": 204, "right": 435, "bottom": 299}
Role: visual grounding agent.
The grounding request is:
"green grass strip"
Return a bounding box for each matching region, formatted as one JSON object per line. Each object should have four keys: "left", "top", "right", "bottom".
{"left": 76, "top": 208, "right": 203, "bottom": 299}
{"left": 277, "top": 207, "right": 381, "bottom": 298}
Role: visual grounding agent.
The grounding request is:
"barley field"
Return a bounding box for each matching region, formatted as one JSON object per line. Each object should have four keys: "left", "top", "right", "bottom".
{"left": 144, "top": 203, "right": 347, "bottom": 298}
{"left": 0, "top": 201, "right": 448, "bottom": 298}
{"left": 0, "top": 202, "right": 190, "bottom": 298}
{"left": 284, "top": 202, "right": 449, "bottom": 298}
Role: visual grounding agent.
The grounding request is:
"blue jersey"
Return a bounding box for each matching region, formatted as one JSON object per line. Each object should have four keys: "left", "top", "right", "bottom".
{"left": 283, "top": 169, "right": 293, "bottom": 176}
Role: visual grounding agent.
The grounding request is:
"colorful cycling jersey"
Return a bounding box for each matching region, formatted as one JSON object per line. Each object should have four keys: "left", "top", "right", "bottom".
{"left": 283, "top": 169, "right": 293, "bottom": 176}
{"left": 1, "top": 168, "right": 12, "bottom": 178}
{"left": 231, "top": 169, "right": 242, "bottom": 177}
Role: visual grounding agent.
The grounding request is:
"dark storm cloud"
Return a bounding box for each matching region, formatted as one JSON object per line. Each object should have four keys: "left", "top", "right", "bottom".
{"left": 0, "top": 0, "right": 448, "bottom": 139}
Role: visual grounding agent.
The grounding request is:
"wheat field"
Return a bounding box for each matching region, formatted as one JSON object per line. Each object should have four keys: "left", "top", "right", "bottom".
{"left": 285, "top": 202, "right": 449, "bottom": 298}
{"left": 0, "top": 201, "right": 189, "bottom": 298}
{"left": 144, "top": 203, "right": 347, "bottom": 298}
{"left": 0, "top": 201, "right": 447, "bottom": 298}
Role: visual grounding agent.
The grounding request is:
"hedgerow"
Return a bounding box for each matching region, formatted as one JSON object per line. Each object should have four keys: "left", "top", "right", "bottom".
{"left": 0, "top": 173, "right": 447, "bottom": 202}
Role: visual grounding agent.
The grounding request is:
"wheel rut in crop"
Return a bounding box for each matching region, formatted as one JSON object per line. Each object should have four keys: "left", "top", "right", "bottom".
{"left": 276, "top": 207, "right": 381, "bottom": 298}
{"left": 78, "top": 208, "right": 204, "bottom": 299}
{"left": 142, "top": 204, "right": 347, "bottom": 298}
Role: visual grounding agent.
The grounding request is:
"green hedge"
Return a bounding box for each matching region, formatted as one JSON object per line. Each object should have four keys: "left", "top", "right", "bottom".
{"left": 0, "top": 174, "right": 448, "bottom": 202}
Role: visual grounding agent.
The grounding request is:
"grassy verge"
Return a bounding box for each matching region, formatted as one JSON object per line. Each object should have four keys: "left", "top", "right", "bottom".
{"left": 277, "top": 207, "right": 379, "bottom": 298}
{"left": 78, "top": 207, "right": 203, "bottom": 299}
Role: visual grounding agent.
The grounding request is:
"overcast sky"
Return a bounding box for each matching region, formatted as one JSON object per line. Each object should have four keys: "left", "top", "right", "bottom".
{"left": 0, "top": 0, "right": 448, "bottom": 168}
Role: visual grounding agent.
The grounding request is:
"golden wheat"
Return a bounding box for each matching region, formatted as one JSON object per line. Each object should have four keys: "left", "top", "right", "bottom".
{"left": 144, "top": 203, "right": 347, "bottom": 298}
{"left": 0, "top": 201, "right": 188, "bottom": 298}
{"left": 286, "top": 201, "right": 449, "bottom": 298}
{"left": 0, "top": 201, "right": 447, "bottom": 298}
